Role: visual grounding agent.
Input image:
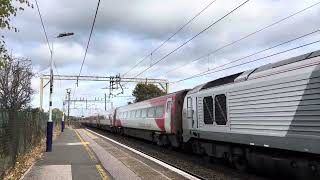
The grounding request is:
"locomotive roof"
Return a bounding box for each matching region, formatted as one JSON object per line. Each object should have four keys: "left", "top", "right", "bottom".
{"left": 189, "top": 49, "right": 320, "bottom": 93}
{"left": 117, "top": 89, "right": 188, "bottom": 109}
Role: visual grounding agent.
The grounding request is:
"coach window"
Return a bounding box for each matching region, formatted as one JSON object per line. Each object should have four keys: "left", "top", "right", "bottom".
{"left": 131, "top": 111, "right": 136, "bottom": 118}
{"left": 141, "top": 109, "right": 147, "bottom": 118}
{"left": 215, "top": 94, "right": 227, "bottom": 125}
{"left": 124, "top": 112, "right": 128, "bottom": 119}
{"left": 147, "top": 107, "right": 155, "bottom": 118}
{"left": 155, "top": 106, "right": 164, "bottom": 118}
{"left": 203, "top": 96, "right": 214, "bottom": 124}
{"left": 187, "top": 97, "right": 192, "bottom": 118}
{"left": 136, "top": 110, "right": 141, "bottom": 118}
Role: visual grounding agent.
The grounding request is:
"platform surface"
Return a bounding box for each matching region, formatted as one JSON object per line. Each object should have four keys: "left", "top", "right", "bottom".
{"left": 22, "top": 128, "right": 109, "bottom": 180}
{"left": 23, "top": 127, "right": 189, "bottom": 180}
{"left": 77, "top": 128, "right": 188, "bottom": 180}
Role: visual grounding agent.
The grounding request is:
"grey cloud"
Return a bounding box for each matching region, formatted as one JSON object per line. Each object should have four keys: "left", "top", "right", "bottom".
{"left": 4, "top": 0, "right": 320, "bottom": 110}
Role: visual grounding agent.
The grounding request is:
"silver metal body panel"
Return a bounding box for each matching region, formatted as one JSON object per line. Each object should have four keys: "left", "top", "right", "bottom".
{"left": 183, "top": 53, "right": 320, "bottom": 154}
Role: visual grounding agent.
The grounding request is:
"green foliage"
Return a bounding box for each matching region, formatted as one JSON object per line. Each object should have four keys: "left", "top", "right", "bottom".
{"left": 132, "top": 83, "right": 166, "bottom": 103}
{"left": 0, "top": 0, "right": 33, "bottom": 68}
{"left": 0, "top": 59, "right": 4, "bottom": 69}
{"left": 52, "top": 108, "right": 63, "bottom": 122}
{"left": 0, "top": 41, "right": 8, "bottom": 69}
{"left": 0, "top": 0, "right": 32, "bottom": 31}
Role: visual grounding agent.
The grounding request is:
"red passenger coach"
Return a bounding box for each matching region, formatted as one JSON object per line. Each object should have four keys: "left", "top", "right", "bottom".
{"left": 113, "top": 90, "right": 188, "bottom": 147}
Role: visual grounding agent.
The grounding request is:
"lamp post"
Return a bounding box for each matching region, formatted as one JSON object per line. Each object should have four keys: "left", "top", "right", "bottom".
{"left": 46, "top": 32, "right": 74, "bottom": 152}
{"left": 66, "top": 88, "right": 71, "bottom": 129}
{"left": 62, "top": 100, "right": 65, "bottom": 132}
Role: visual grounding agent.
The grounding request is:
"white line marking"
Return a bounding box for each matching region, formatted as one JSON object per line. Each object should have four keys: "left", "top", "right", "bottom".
{"left": 86, "top": 128, "right": 201, "bottom": 180}
{"left": 55, "top": 142, "right": 90, "bottom": 146}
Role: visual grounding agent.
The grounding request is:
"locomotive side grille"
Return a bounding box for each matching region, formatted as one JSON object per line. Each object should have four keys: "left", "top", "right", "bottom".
{"left": 228, "top": 71, "right": 320, "bottom": 137}
{"left": 197, "top": 97, "right": 204, "bottom": 128}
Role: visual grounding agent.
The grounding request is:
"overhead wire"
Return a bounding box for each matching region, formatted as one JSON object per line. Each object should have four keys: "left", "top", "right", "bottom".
{"left": 131, "top": 0, "right": 251, "bottom": 79}
{"left": 164, "top": 1, "right": 320, "bottom": 75}
{"left": 121, "top": 0, "right": 219, "bottom": 77}
{"left": 73, "top": 0, "right": 101, "bottom": 107}
{"left": 171, "top": 32, "right": 320, "bottom": 84}
{"left": 77, "top": 0, "right": 101, "bottom": 85}
{"left": 35, "top": 0, "right": 68, "bottom": 109}
{"left": 34, "top": 65, "right": 50, "bottom": 77}
{"left": 34, "top": 0, "right": 52, "bottom": 53}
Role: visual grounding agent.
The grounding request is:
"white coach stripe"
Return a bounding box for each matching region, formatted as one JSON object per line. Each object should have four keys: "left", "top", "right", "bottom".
{"left": 86, "top": 128, "right": 201, "bottom": 180}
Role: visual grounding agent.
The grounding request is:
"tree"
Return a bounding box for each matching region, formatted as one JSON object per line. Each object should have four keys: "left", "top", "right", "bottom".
{"left": 132, "top": 83, "right": 166, "bottom": 103}
{"left": 1, "top": 0, "right": 33, "bottom": 67}
{"left": 0, "top": 41, "right": 8, "bottom": 69}
{"left": 52, "top": 108, "right": 63, "bottom": 123}
{"left": 0, "top": 56, "right": 34, "bottom": 110}
{"left": 0, "top": 0, "right": 32, "bottom": 31}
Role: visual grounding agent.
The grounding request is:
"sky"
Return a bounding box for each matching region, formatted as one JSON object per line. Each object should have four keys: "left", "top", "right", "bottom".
{"left": 2, "top": 0, "right": 320, "bottom": 116}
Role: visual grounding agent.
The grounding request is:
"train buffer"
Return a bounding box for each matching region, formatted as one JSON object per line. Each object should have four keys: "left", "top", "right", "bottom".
{"left": 21, "top": 127, "right": 195, "bottom": 180}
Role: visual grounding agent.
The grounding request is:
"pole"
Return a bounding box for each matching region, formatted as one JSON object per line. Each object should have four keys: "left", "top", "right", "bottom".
{"left": 104, "top": 93, "right": 107, "bottom": 111}
{"left": 67, "top": 89, "right": 71, "bottom": 127}
{"left": 165, "top": 83, "right": 169, "bottom": 94}
{"left": 46, "top": 48, "right": 54, "bottom": 152}
{"left": 61, "top": 100, "right": 65, "bottom": 132}
{"left": 45, "top": 33, "right": 74, "bottom": 146}
{"left": 40, "top": 78, "right": 43, "bottom": 110}
{"left": 111, "top": 101, "right": 114, "bottom": 110}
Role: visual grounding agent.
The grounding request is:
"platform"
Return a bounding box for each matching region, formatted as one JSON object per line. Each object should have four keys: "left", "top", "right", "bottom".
{"left": 22, "top": 128, "right": 110, "bottom": 180}
{"left": 22, "top": 127, "right": 193, "bottom": 180}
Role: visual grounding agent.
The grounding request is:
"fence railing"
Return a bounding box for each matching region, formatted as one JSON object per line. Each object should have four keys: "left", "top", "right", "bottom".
{"left": 0, "top": 109, "right": 60, "bottom": 178}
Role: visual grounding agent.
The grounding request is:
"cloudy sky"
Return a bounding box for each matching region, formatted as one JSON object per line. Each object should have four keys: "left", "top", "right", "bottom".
{"left": 2, "top": 0, "right": 320, "bottom": 116}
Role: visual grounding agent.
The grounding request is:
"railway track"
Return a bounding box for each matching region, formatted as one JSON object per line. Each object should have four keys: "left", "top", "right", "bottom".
{"left": 85, "top": 126, "right": 266, "bottom": 180}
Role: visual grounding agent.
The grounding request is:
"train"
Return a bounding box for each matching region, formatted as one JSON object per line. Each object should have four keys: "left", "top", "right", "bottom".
{"left": 81, "top": 50, "right": 320, "bottom": 178}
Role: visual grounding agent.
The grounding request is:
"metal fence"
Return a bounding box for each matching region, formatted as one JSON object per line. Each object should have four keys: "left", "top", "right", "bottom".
{"left": 0, "top": 109, "right": 60, "bottom": 178}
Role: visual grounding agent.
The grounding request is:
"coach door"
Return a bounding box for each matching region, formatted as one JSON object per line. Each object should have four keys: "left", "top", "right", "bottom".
{"left": 165, "top": 98, "right": 172, "bottom": 133}
{"left": 186, "top": 96, "right": 196, "bottom": 129}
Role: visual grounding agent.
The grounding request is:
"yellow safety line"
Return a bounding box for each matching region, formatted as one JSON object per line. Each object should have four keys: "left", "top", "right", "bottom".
{"left": 96, "top": 164, "right": 109, "bottom": 180}
{"left": 75, "top": 129, "right": 109, "bottom": 180}
{"left": 74, "top": 129, "right": 96, "bottom": 161}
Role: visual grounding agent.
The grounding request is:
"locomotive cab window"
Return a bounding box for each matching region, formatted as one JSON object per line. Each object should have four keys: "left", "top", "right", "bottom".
{"left": 215, "top": 94, "right": 227, "bottom": 125}
{"left": 203, "top": 96, "right": 213, "bottom": 124}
